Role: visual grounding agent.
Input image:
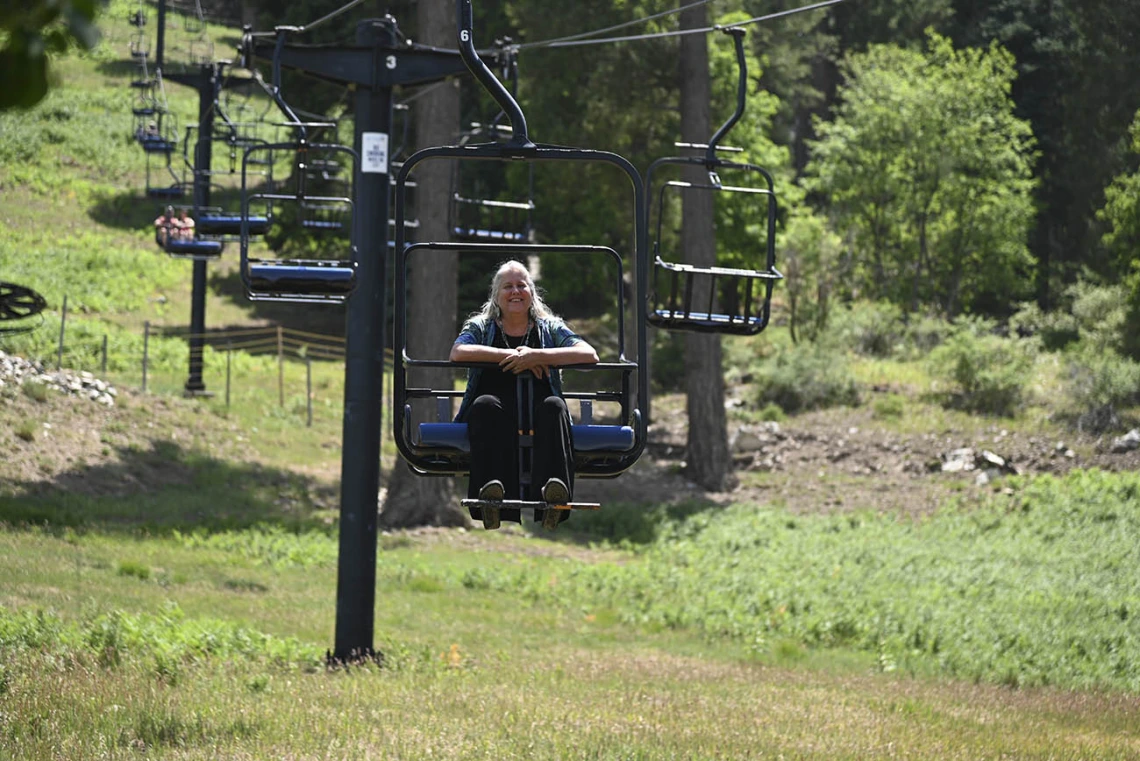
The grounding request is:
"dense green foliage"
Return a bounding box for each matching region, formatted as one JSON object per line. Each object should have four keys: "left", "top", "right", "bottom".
{"left": 805, "top": 33, "right": 1036, "bottom": 317}
{"left": 0, "top": 0, "right": 104, "bottom": 110}
{"left": 6, "top": 469, "right": 1140, "bottom": 695}
{"left": 158, "top": 0, "right": 1140, "bottom": 341}
{"left": 927, "top": 317, "right": 1037, "bottom": 415}
{"left": 0, "top": 603, "right": 321, "bottom": 676}
{"left": 751, "top": 339, "right": 860, "bottom": 413}
{"left": 496, "top": 469, "right": 1140, "bottom": 691}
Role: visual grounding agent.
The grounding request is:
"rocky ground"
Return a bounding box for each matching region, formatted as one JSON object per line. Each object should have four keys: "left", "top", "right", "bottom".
{"left": 577, "top": 393, "right": 1140, "bottom": 517}
{"left": 5, "top": 357, "right": 1140, "bottom": 520}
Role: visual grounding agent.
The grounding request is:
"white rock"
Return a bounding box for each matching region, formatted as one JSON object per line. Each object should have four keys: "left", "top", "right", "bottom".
{"left": 1110, "top": 429, "right": 1140, "bottom": 453}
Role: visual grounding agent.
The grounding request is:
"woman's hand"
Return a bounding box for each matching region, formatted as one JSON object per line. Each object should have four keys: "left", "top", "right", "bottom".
{"left": 499, "top": 346, "right": 550, "bottom": 378}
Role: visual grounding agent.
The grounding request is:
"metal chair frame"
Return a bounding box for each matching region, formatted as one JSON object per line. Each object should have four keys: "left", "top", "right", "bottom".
{"left": 392, "top": 0, "right": 649, "bottom": 484}
{"left": 645, "top": 27, "right": 782, "bottom": 336}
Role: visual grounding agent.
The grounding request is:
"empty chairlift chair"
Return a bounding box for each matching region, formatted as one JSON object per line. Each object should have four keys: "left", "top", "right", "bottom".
{"left": 645, "top": 28, "right": 782, "bottom": 336}
{"left": 240, "top": 139, "right": 359, "bottom": 303}
{"left": 449, "top": 50, "right": 536, "bottom": 244}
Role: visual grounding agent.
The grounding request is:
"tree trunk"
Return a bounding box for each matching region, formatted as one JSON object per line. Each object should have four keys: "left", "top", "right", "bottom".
{"left": 679, "top": 3, "right": 735, "bottom": 492}
{"left": 379, "top": 0, "right": 466, "bottom": 529}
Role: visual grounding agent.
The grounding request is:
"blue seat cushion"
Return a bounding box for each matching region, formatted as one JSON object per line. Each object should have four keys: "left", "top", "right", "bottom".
{"left": 198, "top": 215, "right": 269, "bottom": 236}
{"left": 452, "top": 227, "right": 527, "bottom": 242}
{"left": 166, "top": 239, "right": 222, "bottom": 257}
{"left": 248, "top": 262, "right": 355, "bottom": 295}
{"left": 419, "top": 422, "right": 634, "bottom": 454}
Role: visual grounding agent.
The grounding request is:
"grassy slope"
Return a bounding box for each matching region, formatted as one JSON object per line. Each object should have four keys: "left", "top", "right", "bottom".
{"left": 1, "top": 3, "right": 1139, "bottom": 758}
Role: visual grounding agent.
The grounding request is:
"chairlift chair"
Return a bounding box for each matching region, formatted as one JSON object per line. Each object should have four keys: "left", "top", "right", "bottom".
{"left": 448, "top": 47, "right": 536, "bottom": 245}
{"left": 240, "top": 139, "right": 359, "bottom": 303}
{"left": 392, "top": 1, "right": 649, "bottom": 521}
{"left": 196, "top": 203, "right": 271, "bottom": 239}
{"left": 188, "top": 36, "right": 216, "bottom": 68}
{"left": 144, "top": 147, "right": 188, "bottom": 200}
{"left": 164, "top": 236, "right": 224, "bottom": 259}
{"left": 184, "top": 3, "right": 206, "bottom": 34}
{"left": 645, "top": 28, "right": 782, "bottom": 336}
{"left": 233, "top": 27, "right": 361, "bottom": 302}
{"left": 129, "top": 32, "right": 150, "bottom": 60}
{"left": 138, "top": 111, "right": 178, "bottom": 154}
{"left": 154, "top": 205, "right": 224, "bottom": 260}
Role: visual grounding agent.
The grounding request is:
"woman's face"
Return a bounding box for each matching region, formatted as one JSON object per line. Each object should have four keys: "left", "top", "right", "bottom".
{"left": 495, "top": 265, "right": 532, "bottom": 319}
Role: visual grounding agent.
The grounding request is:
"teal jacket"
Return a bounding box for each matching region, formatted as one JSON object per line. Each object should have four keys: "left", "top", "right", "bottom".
{"left": 453, "top": 315, "right": 583, "bottom": 422}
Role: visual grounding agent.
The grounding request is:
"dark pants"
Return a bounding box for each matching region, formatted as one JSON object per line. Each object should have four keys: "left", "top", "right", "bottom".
{"left": 466, "top": 393, "right": 574, "bottom": 525}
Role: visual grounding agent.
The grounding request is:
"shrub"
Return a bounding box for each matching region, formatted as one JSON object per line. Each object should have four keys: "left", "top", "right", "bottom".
{"left": 927, "top": 317, "right": 1036, "bottom": 415}
{"left": 828, "top": 301, "right": 905, "bottom": 357}
{"left": 753, "top": 341, "right": 860, "bottom": 413}
{"left": 1063, "top": 343, "right": 1140, "bottom": 432}
{"left": 117, "top": 560, "right": 151, "bottom": 580}
{"left": 1010, "top": 300, "right": 1079, "bottom": 351}
{"left": 899, "top": 314, "right": 952, "bottom": 358}
{"left": 872, "top": 394, "right": 905, "bottom": 420}
{"left": 14, "top": 421, "right": 36, "bottom": 442}
{"left": 1010, "top": 280, "right": 1127, "bottom": 353}
{"left": 757, "top": 402, "right": 786, "bottom": 422}
{"left": 22, "top": 381, "right": 49, "bottom": 403}
{"left": 1070, "top": 280, "right": 1128, "bottom": 352}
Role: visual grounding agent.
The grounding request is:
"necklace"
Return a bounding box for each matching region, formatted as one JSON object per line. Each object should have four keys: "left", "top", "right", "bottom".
{"left": 499, "top": 320, "right": 533, "bottom": 349}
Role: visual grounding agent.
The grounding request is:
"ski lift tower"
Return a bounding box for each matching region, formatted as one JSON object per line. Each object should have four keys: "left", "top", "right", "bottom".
{"left": 246, "top": 16, "right": 468, "bottom": 662}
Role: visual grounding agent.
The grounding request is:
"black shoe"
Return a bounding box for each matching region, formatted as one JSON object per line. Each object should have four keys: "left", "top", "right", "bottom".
{"left": 478, "top": 480, "right": 505, "bottom": 501}
{"left": 541, "top": 478, "right": 569, "bottom": 505}
{"left": 540, "top": 478, "right": 569, "bottom": 532}
{"left": 478, "top": 480, "right": 504, "bottom": 530}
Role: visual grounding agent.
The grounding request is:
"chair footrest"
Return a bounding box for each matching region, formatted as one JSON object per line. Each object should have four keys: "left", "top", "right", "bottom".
{"left": 461, "top": 499, "right": 601, "bottom": 512}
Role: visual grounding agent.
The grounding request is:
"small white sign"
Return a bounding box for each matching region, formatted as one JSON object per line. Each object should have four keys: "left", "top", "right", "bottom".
{"left": 362, "top": 132, "right": 389, "bottom": 174}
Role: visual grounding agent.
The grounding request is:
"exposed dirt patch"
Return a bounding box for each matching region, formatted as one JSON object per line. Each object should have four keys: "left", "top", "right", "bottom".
{"left": 577, "top": 393, "right": 1140, "bottom": 517}
{"left": 6, "top": 373, "right": 1140, "bottom": 526}
{"left": 0, "top": 382, "right": 249, "bottom": 498}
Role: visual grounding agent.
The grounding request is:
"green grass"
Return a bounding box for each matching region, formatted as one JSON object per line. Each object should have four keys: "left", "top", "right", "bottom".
{"left": 3, "top": 499, "right": 1140, "bottom": 759}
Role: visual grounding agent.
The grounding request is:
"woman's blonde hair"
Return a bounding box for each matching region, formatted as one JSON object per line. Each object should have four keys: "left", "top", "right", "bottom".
{"left": 473, "top": 259, "right": 555, "bottom": 323}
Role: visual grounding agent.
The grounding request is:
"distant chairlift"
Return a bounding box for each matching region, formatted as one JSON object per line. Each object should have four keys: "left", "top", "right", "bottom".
{"left": 645, "top": 28, "right": 782, "bottom": 336}
{"left": 144, "top": 141, "right": 188, "bottom": 200}
{"left": 183, "top": 1, "right": 206, "bottom": 34}
{"left": 449, "top": 47, "right": 535, "bottom": 244}
{"left": 129, "top": 31, "right": 150, "bottom": 60}
{"left": 136, "top": 75, "right": 178, "bottom": 154}
{"left": 236, "top": 28, "right": 359, "bottom": 304}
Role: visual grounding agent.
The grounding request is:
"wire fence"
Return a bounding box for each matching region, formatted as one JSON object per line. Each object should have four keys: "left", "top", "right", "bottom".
{"left": 142, "top": 322, "right": 354, "bottom": 425}
{"left": 14, "top": 297, "right": 400, "bottom": 428}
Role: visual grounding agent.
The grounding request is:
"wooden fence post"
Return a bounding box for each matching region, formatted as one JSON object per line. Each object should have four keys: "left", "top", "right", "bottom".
{"left": 225, "top": 341, "right": 232, "bottom": 408}
{"left": 56, "top": 295, "right": 67, "bottom": 370}
{"left": 277, "top": 325, "right": 284, "bottom": 407}
{"left": 306, "top": 356, "right": 312, "bottom": 427}
{"left": 101, "top": 334, "right": 108, "bottom": 375}
{"left": 142, "top": 321, "right": 150, "bottom": 393}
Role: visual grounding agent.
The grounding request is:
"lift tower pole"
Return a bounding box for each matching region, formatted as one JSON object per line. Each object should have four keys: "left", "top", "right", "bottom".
{"left": 151, "top": 0, "right": 225, "bottom": 395}
{"left": 183, "top": 63, "right": 218, "bottom": 395}
{"left": 249, "top": 17, "right": 467, "bottom": 661}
